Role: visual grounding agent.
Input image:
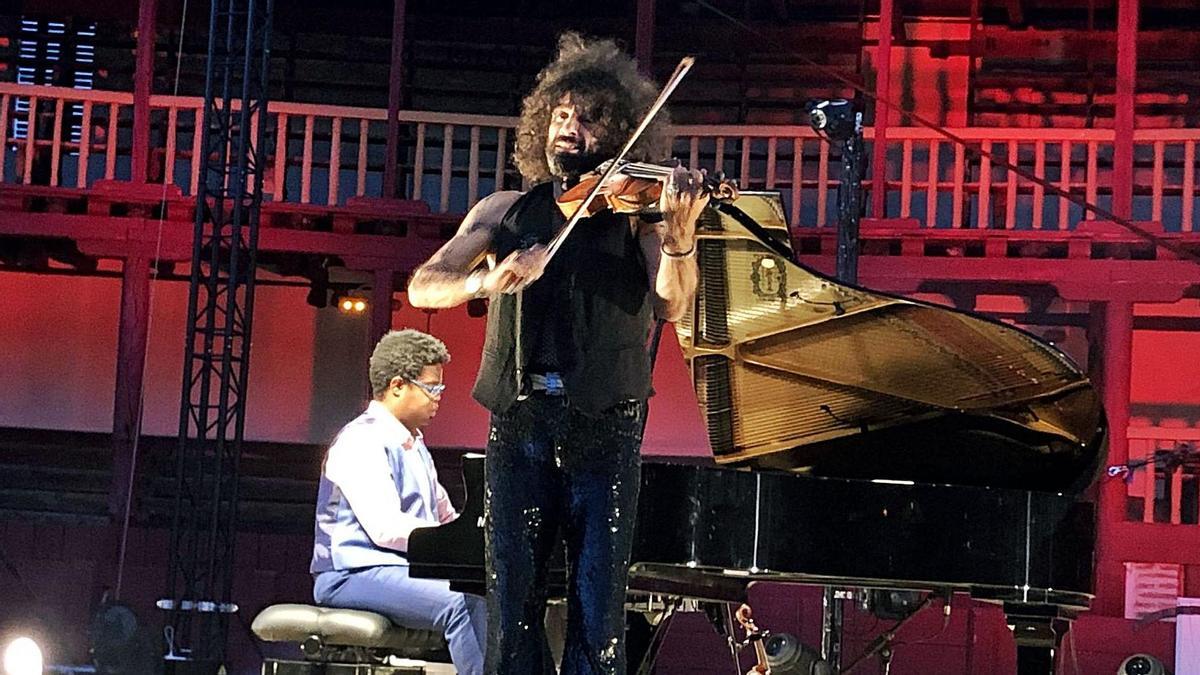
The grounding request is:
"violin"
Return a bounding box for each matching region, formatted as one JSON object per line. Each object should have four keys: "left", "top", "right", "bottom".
{"left": 555, "top": 159, "right": 740, "bottom": 220}
{"left": 734, "top": 603, "right": 772, "bottom": 675}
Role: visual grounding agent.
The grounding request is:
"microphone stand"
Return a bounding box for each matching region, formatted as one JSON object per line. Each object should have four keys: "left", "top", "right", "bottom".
{"left": 807, "top": 99, "right": 865, "bottom": 284}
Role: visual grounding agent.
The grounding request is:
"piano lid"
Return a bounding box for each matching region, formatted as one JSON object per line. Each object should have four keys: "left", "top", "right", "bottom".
{"left": 675, "top": 193, "right": 1106, "bottom": 492}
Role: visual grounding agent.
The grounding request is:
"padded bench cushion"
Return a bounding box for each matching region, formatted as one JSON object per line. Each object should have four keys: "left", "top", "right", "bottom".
{"left": 252, "top": 603, "right": 444, "bottom": 652}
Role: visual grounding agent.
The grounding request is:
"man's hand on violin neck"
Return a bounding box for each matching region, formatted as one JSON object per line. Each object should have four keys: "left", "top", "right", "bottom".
{"left": 485, "top": 244, "right": 550, "bottom": 294}
{"left": 658, "top": 165, "right": 709, "bottom": 252}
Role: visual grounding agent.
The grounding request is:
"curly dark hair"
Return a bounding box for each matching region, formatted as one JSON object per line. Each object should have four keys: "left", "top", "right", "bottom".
{"left": 368, "top": 329, "right": 450, "bottom": 398}
{"left": 513, "top": 32, "right": 673, "bottom": 184}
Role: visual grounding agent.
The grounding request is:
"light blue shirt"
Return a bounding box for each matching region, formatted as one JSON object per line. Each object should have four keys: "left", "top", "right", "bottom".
{"left": 311, "top": 401, "right": 457, "bottom": 573}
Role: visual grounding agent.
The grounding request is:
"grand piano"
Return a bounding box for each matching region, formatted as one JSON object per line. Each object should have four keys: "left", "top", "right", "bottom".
{"left": 408, "top": 193, "right": 1106, "bottom": 675}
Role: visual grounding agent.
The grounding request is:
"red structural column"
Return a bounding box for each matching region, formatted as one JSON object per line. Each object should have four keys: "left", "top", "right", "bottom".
{"left": 371, "top": 268, "right": 396, "bottom": 347}
{"left": 635, "top": 0, "right": 656, "bottom": 78}
{"left": 1112, "top": 0, "right": 1139, "bottom": 220}
{"left": 383, "top": 0, "right": 408, "bottom": 199}
{"left": 1094, "top": 299, "right": 1134, "bottom": 615}
{"left": 870, "top": 0, "right": 895, "bottom": 220}
{"left": 110, "top": 255, "right": 150, "bottom": 521}
{"left": 132, "top": 0, "right": 158, "bottom": 184}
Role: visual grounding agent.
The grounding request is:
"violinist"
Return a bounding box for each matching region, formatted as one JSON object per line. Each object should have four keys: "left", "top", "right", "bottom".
{"left": 407, "top": 31, "right": 708, "bottom": 675}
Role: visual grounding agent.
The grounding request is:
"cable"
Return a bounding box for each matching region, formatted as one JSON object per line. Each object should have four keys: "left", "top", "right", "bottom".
{"left": 693, "top": 0, "right": 1200, "bottom": 264}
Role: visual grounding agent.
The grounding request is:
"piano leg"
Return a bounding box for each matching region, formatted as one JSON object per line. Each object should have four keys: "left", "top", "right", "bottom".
{"left": 821, "top": 587, "right": 847, "bottom": 672}
{"left": 1006, "top": 604, "right": 1072, "bottom": 675}
{"left": 626, "top": 611, "right": 655, "bottom": 675}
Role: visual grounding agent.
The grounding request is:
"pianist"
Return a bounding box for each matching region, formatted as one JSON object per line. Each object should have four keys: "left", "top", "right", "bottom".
{"left": 310, "top": 329, "right": 486, "bottom": 675}
{"left": 407, "top": 32, "right": 707, "bottom": 674}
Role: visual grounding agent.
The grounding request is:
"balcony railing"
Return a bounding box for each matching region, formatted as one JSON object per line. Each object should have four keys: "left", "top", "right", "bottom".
{"left": 1127, "top": 427, "right": 1200, "bottom": 526}
{"left": 3, "top": 82, "right": 1199, "bottom": 231}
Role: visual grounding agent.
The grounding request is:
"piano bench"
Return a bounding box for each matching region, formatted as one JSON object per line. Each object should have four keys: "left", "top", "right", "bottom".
{"left": 252, "top": 603, "right": 452, "bottom": 674}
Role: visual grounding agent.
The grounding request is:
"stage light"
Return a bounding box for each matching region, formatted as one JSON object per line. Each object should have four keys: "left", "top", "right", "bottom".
{"left": 1117, "top": 653, "right": 1167, "bottom": 675}
{"left": 336, "top": 295, "right": 368, "bottom": 315}
{"left": 764, "top": 633, "right": 831, "bottom": 675}
{"left": 91, "top": 602, "right": 158, "bottom": 674}
{"left": 3, "top": 636, "right": 43, "bottom": 675}
{"left": 867, "top": 589, "right": 925, "bottom": 620}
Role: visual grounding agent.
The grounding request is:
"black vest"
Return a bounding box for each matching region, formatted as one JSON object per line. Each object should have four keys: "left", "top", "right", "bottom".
{"left": 471, "top": 182, "right": 654, "bottom": 414}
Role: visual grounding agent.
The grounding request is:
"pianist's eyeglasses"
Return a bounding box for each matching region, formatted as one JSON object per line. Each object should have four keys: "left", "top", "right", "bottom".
{"left": 409, "top": 379, "right": 447, "bottom": 399}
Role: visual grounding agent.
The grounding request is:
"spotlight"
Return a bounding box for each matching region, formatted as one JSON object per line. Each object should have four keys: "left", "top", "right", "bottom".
{"left": 867, "top": 589, "right": 925, "bottom": 620}
{"left": 91, "top": 602, "right": 159, "bottom": 674}
{"left": 3, "top": 636, "right": 42, "bottom": 675}
{"left": 764, "top": 633, "right": 831, "bottom": 675}
{"left": 336, "top": 295, "right": 368, "bottom": 315}
{"left": 1118, "top": 654, "right": 1168, "bottom": 675}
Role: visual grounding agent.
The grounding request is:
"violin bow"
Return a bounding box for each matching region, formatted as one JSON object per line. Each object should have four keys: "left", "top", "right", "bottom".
{"left": 543, "top": 56, "right": 696, "bottom": 262}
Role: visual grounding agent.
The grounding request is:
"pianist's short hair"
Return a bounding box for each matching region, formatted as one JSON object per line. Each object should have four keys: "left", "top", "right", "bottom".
{"left": 369, "top": 329, "right": 450, "bottom": 398}
{"left": 512, "top": 31, "right": 672, "bottom": 184}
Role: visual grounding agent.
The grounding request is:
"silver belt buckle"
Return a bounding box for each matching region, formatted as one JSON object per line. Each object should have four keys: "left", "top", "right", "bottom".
{"left": 532, "top": 372, "right": 565, "bottom": 396}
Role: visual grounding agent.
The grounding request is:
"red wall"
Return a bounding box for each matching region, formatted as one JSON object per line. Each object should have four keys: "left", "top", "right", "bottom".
{"left": 0, "top": 269, "right": 710, "bottom": 454}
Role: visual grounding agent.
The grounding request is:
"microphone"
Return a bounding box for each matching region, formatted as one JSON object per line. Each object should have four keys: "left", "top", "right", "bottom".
{"left": 805, "top": 99, "right": 858, "bottom": 139}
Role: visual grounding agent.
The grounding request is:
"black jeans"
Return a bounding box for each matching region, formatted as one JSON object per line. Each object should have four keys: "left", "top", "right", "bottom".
{"left": 484, "top": 395, "right": 645, "bottom": 675}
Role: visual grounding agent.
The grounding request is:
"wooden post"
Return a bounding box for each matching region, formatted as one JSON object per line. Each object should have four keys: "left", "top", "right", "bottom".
{"left": 635, "top": 0, "right": 656, "bottom": 78}
{"left": 1112, "top": 0, "right": 1139, "bottom": 219}
{"left": 383, "top": 0, "right": 408, "bottom": 198}
{"left": 110, "top": 255, "right": 150, "bottom": 521}
{"left": 1093, "top": 300, "right": 1134, "bottom": 615}
{"left": 870, "top": 0, "right": 896, "bottom": 220}
{"left": 132, "top": 0, "right": 158, "bottom": 183}
{"left": 371, "top": 268, "right": 395, "bottom": 348}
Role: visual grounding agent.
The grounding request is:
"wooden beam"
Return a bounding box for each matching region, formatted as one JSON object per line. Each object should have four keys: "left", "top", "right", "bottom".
{"left": 110, "top": 255, "right": 150, "bottom": 523}
{"left": 891, "top": 0, "right": 906, "bottom": 40}
{"left": 383, "top": 0, "right": 407, "bottom": 199}
{"left": 370, "top": 267, "right": 395, "bottom": 348}
{"left": 871, "top": 0, "right": 896, "bottom": 220}
{"left": 635, "top": 0, "right": 656, "bottom": 78}
{"left": 131, "top": 0, "right": 158, "bottom": 184}
{"left": 1094, "top": 300, "right": 1135, "bottom": 616}
{"left": 1002, "top": 0, "right": 1025, "bottom": 27}
{"left": 1112, "top": 0, "right": 1139, "bottom": 220}
{"left": 972, "top": 27, "right": 1200, "bottom": 62}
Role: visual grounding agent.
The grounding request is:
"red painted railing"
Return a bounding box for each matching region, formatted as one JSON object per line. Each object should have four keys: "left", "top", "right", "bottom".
{"left": 1126, "top": 427, "right": 1200, "bottom": 526}
{"left": 3, "top": 82, "right": 1198, "bottom": 231}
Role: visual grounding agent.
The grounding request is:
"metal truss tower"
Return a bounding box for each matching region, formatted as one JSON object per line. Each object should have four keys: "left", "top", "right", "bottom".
{"left": 162, "top": 0, "right": 274, "bottom": 669}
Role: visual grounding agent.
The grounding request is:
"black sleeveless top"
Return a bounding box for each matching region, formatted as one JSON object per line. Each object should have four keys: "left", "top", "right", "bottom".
{"left": 471, "top": 182, "right": 654, "bottom": 414}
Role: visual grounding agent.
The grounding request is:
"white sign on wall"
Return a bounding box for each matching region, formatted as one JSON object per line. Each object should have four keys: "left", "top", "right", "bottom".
{"left": 1125, "top": 562, "right": 1182, "bottom": 622}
